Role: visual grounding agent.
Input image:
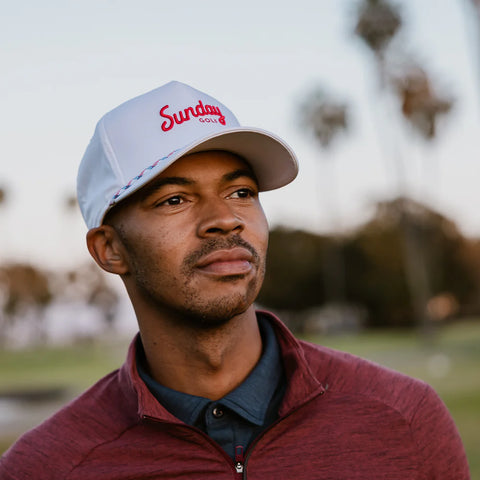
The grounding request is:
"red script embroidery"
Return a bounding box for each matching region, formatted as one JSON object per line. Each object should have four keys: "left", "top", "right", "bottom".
{"left": 160, "top": 101, "right": 226, "bottom": 131}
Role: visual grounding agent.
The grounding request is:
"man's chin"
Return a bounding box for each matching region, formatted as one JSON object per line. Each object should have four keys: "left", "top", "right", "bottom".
{"left": 180, "top": 298, "right": 253, "bottom": 331}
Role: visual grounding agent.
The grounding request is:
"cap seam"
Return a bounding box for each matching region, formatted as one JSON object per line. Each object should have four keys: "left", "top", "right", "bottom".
{"left": 99, "top": 115, "right": 126, "bottom": 185}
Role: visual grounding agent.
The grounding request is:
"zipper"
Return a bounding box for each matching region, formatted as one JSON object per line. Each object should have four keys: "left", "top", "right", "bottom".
{"left": 142, "top": 415, "right": 245, "bottom": 478}
{"left": 234, "top": 446, "right": 244, "bottom": 475}
{"left": 143, "top": 384, "right": 327, "bottom": 479}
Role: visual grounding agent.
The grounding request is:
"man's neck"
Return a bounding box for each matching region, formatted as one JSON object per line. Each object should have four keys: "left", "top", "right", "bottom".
{"left": 138, "top": 307, "right": 263, "bottom": 401}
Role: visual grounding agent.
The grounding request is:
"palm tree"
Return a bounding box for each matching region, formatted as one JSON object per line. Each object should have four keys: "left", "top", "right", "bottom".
{"left": 392, "top": 63, "right": 454, "bottom": 341}
{"left": 0, "top": 264, "right": 52, "bottom": 346}
{"left": 301, "top": 89, "right": 348, "bottom": 149}
{"left": 354, "top": 0, "right": 450, "bottom": 341}
{"left": 392, "top": 64, "right": 453, "bottom": 140}
{"left": 355, "top": 0, "right": 402, "bottom": 87}
{"left": 354, "top": 0, "right": 406, "bottom": 190}
{"left": 299, "top": 87, "right": 349, "bottom": 307}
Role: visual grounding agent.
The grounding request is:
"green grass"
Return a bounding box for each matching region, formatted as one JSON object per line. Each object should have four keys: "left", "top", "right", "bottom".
{"left": 0, "top": 321, "right": 479, "bottom": 476}
{"left": 0, "top": 340, "right": 126, "bottom": 393}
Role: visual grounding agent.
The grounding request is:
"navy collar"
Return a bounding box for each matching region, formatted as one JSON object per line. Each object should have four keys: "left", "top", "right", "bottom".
{"left": 136, "top": 313, "right": 284, "bottom": 427}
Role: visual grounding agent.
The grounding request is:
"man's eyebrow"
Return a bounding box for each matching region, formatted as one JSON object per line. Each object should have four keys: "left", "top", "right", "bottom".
{"left": 138, "top": 168, "right": 258, "bottom": 201}
{"left": 139, "top": 176, "right": 194, "bottom": 200}
{"left": 222, "top": 168, "right": 259, "bottom": 185}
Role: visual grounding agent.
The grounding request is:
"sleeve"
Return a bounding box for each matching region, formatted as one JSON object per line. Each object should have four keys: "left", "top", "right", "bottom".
{"left": 409, "top": 384, "right": 470, "bottom": 479}
{"left": 0, "top": 429, "right": 67, "bottom": 480}
{"left": 0, "top": 406, "right": 91, "bottom": 480}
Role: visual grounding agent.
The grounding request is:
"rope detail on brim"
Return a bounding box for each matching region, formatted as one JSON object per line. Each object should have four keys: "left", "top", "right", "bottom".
{"left": 110, "top": 148, "right": 182, "bottom": 204}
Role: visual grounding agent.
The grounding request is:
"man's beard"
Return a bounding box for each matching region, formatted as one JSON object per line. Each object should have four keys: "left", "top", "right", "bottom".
{"left": 120, "top": 229, "right": 265, "bottom": 330}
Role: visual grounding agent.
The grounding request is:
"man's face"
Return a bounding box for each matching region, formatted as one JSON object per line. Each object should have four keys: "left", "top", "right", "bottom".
{"left": 110, "top": 151, "right": 269, "bottom": 328}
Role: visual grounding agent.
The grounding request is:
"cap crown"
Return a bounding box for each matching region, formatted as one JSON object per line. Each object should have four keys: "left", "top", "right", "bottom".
{"left": 77, "top": 81, "right": 298, "bottom": 229}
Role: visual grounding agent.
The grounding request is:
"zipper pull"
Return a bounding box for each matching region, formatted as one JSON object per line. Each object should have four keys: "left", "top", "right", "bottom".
{"left": 234, "top": 445, "right": 244, "bottom": 473}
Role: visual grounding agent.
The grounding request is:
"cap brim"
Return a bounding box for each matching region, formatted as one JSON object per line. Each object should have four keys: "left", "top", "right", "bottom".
{"left": 184, "top": 127, "right": 299, "bottom": 192}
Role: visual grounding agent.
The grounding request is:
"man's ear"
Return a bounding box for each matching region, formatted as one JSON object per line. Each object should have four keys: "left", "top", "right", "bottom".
{"left": 86, "top": 225, "right": 129, "bottom": 275}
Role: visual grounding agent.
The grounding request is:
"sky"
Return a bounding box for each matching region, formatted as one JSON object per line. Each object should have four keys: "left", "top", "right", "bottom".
{"left": 1, "top": 0, "right": 479, "bottom": 269}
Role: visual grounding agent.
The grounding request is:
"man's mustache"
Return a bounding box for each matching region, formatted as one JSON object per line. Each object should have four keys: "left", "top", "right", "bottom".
{"left": 183, "top": 235, "right": 260, "bottom": 269}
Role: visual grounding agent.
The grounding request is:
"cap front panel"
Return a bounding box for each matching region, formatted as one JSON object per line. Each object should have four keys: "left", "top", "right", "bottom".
{"left": 103, "top": 82, "right": 241, "bottom": 185}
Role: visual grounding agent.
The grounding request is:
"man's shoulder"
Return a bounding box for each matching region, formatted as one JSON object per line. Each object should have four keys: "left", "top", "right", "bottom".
{"left": 0, "top": 367, "right": 139, "bottom": 479}
{"left": 263, "top": 310, "right": 434, "bottom": 416}
{"left": 295, "top": 339, "right": 469, "bottom": 478}
{"left": 298, "top": 339, "right": 433, "bottom": 416}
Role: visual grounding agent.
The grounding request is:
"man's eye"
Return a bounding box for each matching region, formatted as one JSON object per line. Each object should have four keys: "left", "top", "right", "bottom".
{"left": 159, "top": 195, "right": 184, "bottom": 206}
{"left": 230, "top": 188, "right": 255, "bottom": 199}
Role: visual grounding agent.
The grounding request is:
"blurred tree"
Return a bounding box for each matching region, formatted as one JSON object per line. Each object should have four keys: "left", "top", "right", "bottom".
{"left": 355, "top": 0, "right": 402, "bottom": 85}
{"left": 390, "top": 63, "right": 454, "bottom": 339}
{"left": 392, "top": 64, "right": 453, "bottom": 139}
{"left": 55, "top": 262, "right": 120, "bottom": 333}
{"left": 0, "top": 186, "right": 6, "bottom": 206}
{"left": 259, "top": 228, "right": 326, "bottom": 312}
{"left": 0, "top": 187, "right": 120, "bottom": 346}
{"left": 0, "top": 264, "right": 53, "bottom": 345}
{"left": 300, "top": 89, "right": 348, "bottom": 149}
{"left": 0, "top": 186, "right": 6, "bottom": 258}
{"left": 259, "top": 199, "right": 480, "bottom": 329}
{"left": 353, "top": 0, "right": 457, "bottom": 341}
{"left": 344, "top": 198, "right": 477, "bottom": 328}
{"left": 64, "top": 193, "right": 78, "bottom": 212}
{"left": 354, "top": 0, "right": 405, "bottom": 189}
{"left": 0, "top": 260, "right": 121, "bottom": 347}
{"left": 299, "top": 88, "right": 349, "bottom": 305}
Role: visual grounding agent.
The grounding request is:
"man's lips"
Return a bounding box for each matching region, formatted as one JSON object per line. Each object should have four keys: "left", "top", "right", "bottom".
{"left": 195, "top": 247, "right": 254, "bottom": 276}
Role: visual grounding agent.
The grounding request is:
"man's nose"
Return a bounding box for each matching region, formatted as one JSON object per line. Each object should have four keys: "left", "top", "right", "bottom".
{"left": 196, "top": 198, "right": 245, "bottom": 237}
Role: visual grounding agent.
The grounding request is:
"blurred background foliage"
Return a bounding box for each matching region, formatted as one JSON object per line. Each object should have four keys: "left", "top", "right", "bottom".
{"left": 2, "top": 195, "right": 480, "bottom": 342}
{"left": 260, "top": 197, "right": 480, "bottom": 332}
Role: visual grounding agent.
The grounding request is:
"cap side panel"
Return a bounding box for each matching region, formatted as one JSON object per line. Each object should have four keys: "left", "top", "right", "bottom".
{"left": 77, "top": 126, "right": 122, "bottom": 228}
{"left": 99, "top": 116, "right": 127, "bottom": 185}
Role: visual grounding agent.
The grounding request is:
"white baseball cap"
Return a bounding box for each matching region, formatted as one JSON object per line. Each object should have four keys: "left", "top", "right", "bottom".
{"left": 77, "top": 81, "right": 299, "bottom": 229}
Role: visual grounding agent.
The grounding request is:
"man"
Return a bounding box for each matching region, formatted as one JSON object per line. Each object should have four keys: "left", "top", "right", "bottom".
{"left": 0, "top": 81, "right": 470, "bottom": 479}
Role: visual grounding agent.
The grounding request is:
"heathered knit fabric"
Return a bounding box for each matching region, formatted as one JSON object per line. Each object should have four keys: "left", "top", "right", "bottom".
{"left": 0, "top": 312, "right": 470, "bottom": 479}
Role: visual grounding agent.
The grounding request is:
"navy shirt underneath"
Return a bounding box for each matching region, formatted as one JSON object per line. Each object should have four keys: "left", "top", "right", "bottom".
{"left": 136, "top": 314, "right": 286, "bottom": 460}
